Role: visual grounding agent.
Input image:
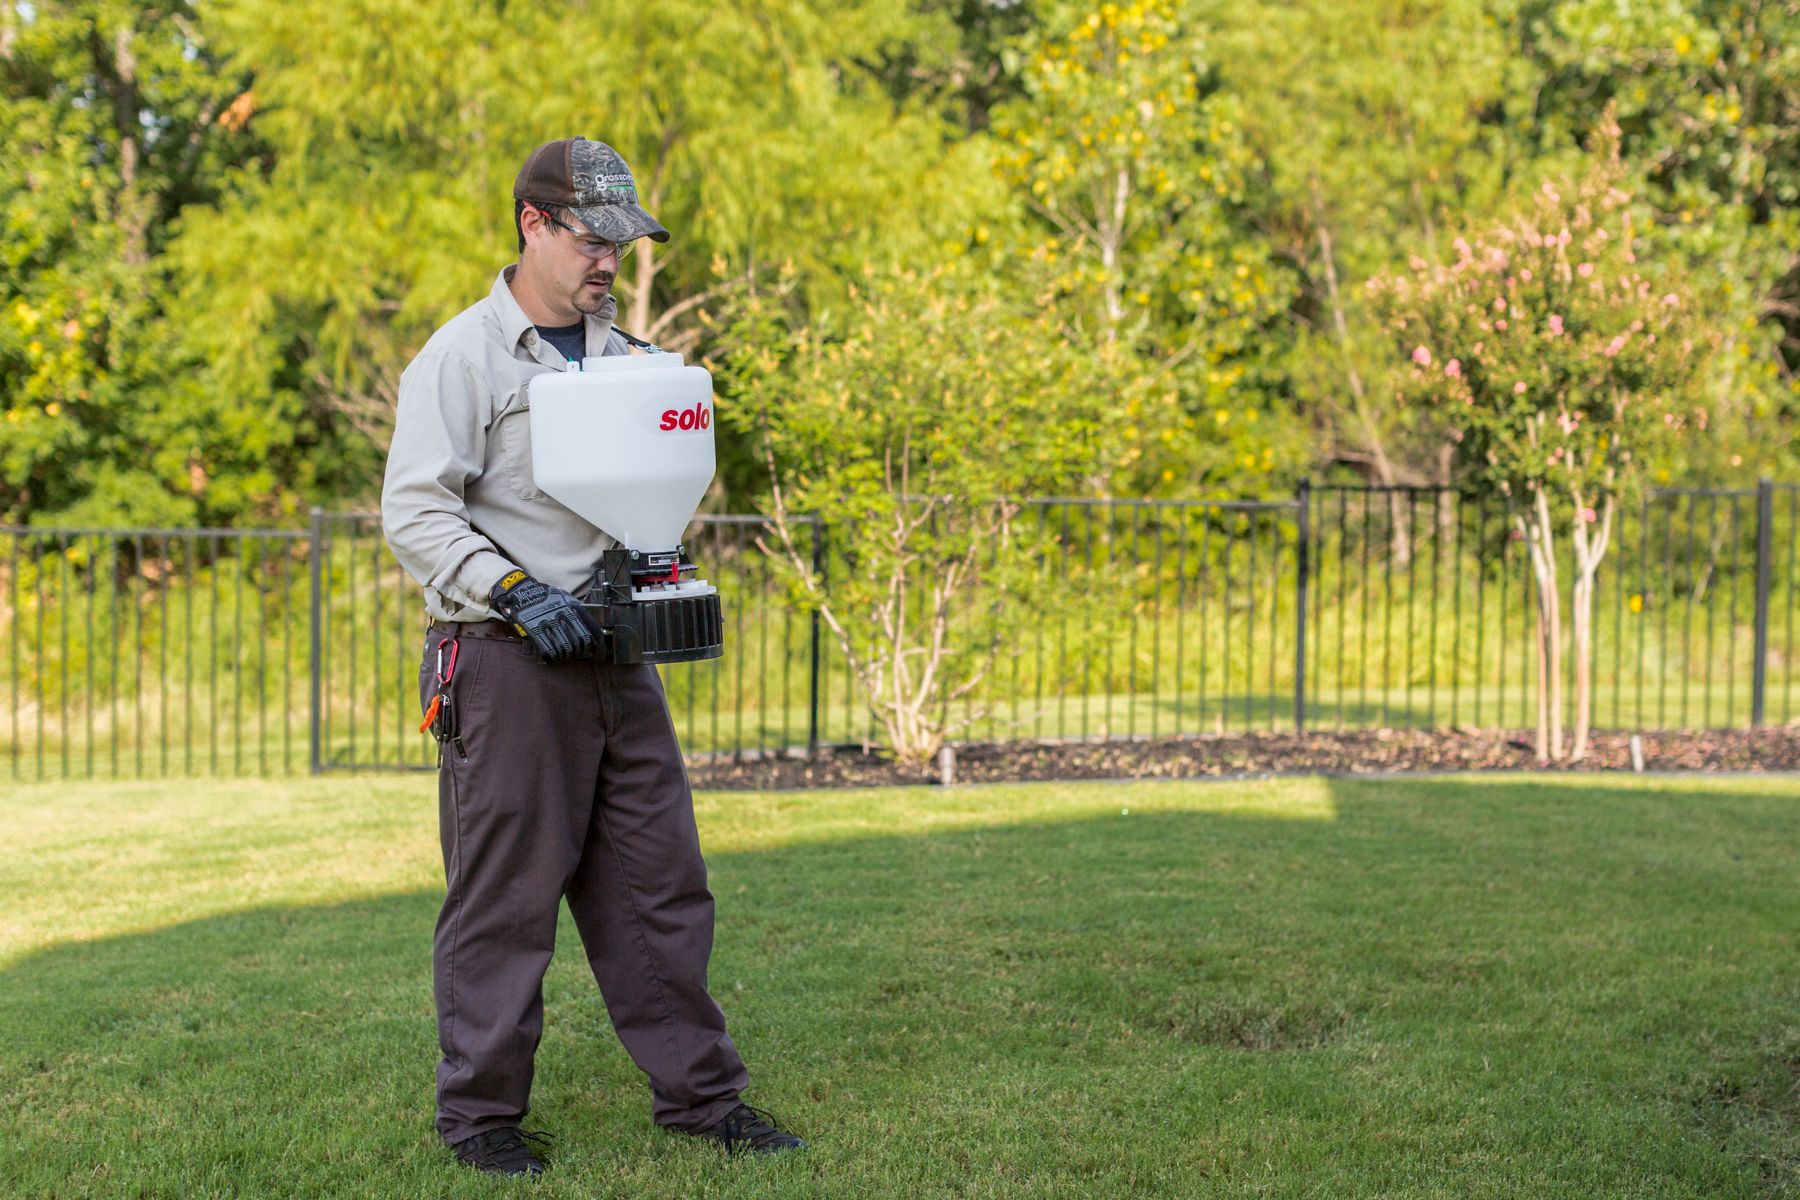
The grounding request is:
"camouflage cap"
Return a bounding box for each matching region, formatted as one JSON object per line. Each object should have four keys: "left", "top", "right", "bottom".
{"left": 513, "top": 137, "right": 670, "bottom": 244}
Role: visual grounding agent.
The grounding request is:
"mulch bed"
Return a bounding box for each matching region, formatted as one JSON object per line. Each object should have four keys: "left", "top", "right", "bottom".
{"left": 686, "top": 727, "right": 1800, "bottom": 791}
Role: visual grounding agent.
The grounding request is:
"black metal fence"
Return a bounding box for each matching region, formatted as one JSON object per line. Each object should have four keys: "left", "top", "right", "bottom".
{"left": 3, "top": 482, "right": 1796, "bottom": 780}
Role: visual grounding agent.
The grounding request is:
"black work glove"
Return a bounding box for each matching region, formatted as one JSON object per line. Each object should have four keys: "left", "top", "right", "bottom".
{"left": 489, "top": 570, "right": 600, "bottom": 664}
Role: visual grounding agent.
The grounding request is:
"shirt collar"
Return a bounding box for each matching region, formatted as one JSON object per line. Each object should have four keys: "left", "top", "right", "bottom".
{"left": 492, "top": 265, "right": 618, "bottom": 358}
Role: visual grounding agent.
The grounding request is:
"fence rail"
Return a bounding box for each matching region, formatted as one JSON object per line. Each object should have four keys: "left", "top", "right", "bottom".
{"left": 3, "top": 481, "right": 1796, "bottom": 780}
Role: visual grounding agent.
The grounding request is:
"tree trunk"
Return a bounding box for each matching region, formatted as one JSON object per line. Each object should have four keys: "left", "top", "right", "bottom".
{"left": 1567, "top": 494, "right": 1615, "bottom": 762}
{"left": 1518, "top": 497, "right": 1565, "bottom": 761}
{"left": 1569, "top": 569, "right": 1593, "bottom": 761}
{"left": 109, "top": 20, "right": 148, "bottom": 266}
{"left": 1310, "top": 180, "right": 1410, "bottom": 565}
{"left": 627, "top": 236, "right": 656, "bottom": 337}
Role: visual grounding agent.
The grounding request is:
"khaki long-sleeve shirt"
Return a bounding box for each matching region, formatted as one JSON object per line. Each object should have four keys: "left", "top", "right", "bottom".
{"left": 381, "top": 266, "right": 630, "bottom": 622}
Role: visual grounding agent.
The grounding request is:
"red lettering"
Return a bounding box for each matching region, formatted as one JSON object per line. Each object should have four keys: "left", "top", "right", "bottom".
{"left": 658, "top": 402, "right": 714, "bottom": 432}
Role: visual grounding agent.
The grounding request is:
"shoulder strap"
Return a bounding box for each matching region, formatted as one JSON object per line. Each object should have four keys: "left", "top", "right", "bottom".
{"left": 610, "top": 325, "right": 666, "bottom": 354}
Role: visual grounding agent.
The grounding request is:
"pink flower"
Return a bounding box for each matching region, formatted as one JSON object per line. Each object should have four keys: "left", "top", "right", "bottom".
{"left": 1496, "top": 319, "right": 1509, "bottom": 331}
{"left": 1473, "top": 342, "right": 1485, "bottom": 354}
{"left": 1521, "top": 268, "right": 1533, "bottom": 282}
{"left": 1450, "top": 428, "right": 1464, "bottom": 441}
{"left": 1453, "top": 237, "right": 1472, "bottom": 259}
{"left": 1558, "top": 412, "right": 1580, "bottom": 434}
{"left": 1494, "top": 296, "right": 1508, "bottom": 312}
{"left": 1445, "top": 359, "right": 1462, "bottom": 378}
{"left": 1579, "top": 507, "right": 1597, "bottom": 523}
{"left": 1547, "top": 314, "right": 1564, "bottom": 336}
{"left": 1661, "top": 293, "right": 1680, "bottom": 307}
{"left": 1411, "top": 345, "right": 1432, "bottom": 366}
{"left": 1577, "top": 262, "right": 1594, "bottom": 277}
{"left": 1603, "top": 334, "right": 1628, "bottom": 357}
{"left": 1513, "top": 381, "right": 1528, "bottom": 395}
{"left": 1663, "top": 412, "right": 1676, "bottom": 426}
{"left": 1510, "top": 529, "right": 1525, "bottom": 541}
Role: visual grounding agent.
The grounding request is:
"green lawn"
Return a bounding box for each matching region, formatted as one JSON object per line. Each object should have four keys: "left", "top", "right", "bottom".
{"left": 0, "top": 774, "right": 1795, "bottom": 1198}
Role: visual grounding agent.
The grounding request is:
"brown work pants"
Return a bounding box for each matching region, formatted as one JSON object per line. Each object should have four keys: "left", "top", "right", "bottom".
{"left": 419, "top": 625, "right": 748, "bottom": 1144}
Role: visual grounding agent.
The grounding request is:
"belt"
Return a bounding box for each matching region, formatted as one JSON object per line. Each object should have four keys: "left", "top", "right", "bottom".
{"left": 429, "top": 618, "right": 525, "bottom": 642}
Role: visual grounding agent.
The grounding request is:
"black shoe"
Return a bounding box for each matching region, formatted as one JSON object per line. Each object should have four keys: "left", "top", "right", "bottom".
{"left": 451, "top": 1127, "right": 553, "bottom": 1177}
{"left": 697, "top": 1103, "right": 806, "bottom": 1155}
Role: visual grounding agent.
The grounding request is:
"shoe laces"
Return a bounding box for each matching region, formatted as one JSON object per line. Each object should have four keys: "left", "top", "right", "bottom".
{"left": 719, "top": 1103, "right": 793, "bottom": 1151}
{"left": 464, "top": 1127, "right": 555, "bottom": 1169}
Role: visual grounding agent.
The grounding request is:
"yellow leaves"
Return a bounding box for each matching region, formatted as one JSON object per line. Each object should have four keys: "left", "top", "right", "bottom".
{"left": 1674, "top": 33, "right": 1692, "bottom": 55}
{"left": 1213, "top": 408, "right": 1230, "bottom": 425}
{"left": 1628, "top": 593, "right": 1644, "bottom": 614}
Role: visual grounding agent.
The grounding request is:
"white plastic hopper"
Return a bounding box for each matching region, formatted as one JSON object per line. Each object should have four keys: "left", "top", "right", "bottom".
{"left": 527, "top": 354, "right": 716, "bottom": 553}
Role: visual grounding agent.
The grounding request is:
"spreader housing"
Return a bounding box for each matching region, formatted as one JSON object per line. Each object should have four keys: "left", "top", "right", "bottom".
{"left": 528, "top": 353, "right": 723, "bottom": 665}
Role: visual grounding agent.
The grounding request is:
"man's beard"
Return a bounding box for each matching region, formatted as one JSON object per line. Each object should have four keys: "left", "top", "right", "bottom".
{"left": 572, "top": 271, "right": 614, "bottom": 314}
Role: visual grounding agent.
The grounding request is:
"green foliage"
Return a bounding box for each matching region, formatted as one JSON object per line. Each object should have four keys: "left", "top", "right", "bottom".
{"left": 4, "top": 0, "right": 1798, "bottom": 527}
{"left": 0, "top": 0, "right": 249, "bottom": 525}
{"left": 990, "top": 0, "right": 1297, "bottom": 493}
{"left": 1203, "top": 0, "right": 1516, "bottom": 487}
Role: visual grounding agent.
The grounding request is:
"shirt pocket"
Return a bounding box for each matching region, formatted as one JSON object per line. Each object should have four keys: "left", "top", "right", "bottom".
{"left": 493, "top": 392, "right": 547, "bottom": 502}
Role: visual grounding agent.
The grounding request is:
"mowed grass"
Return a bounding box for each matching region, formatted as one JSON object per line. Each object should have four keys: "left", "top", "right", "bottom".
{"left": 0, "top": 774, "right": 1795, "bottom": 1199}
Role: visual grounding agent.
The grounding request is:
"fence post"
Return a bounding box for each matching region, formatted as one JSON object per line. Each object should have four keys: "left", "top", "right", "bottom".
{"left": 309, "top": 507, "right": 325, "bottom": 774}
{"left": 1753, "top": 478, "right": 1773, "bottom": 728}
{"left": 807, "top": 516, "right": 825, "bottom": 756}
{"left": 1294, "top": 479, "right": 1310, "bottom": 734}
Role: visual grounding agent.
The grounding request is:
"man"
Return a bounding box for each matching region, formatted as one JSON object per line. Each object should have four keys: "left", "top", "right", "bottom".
{"left": 381, "top": 136, "right": 802, "bottom": 1178}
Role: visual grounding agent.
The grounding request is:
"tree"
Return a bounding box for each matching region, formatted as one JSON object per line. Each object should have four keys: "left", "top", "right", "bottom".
{"left": 712, "top": 261, "right": 1109, "bottom": 767}
{"left": 1367, "top": 116, "right": 1719, "bottom": 760}
{"left": 989, "top": 0, "right": 1297, "bottom": 495}
{"left": 0, "top": 0, "right": 248, "bottom": 524}
{"left": 1499, "top": 0, "right": 1800, "bottom": 481}
{"left": 1203, "top": 0, "right": 1516, "bottom": 553}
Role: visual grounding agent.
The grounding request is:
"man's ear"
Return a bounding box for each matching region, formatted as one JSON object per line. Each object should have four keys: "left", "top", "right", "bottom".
{"left": 519, "top": 206, "right": 549, "bottom": 253}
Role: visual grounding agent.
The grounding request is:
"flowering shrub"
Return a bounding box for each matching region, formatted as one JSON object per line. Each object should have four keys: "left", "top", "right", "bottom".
{"left": 1366, "top": 138, "right": 1714, "bottom": 519}
{"left": 1366, "top": 117, "right": 1718, "bottom": 760}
